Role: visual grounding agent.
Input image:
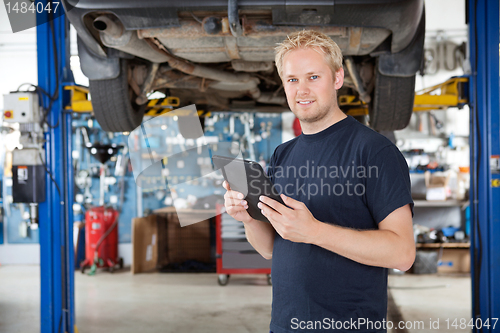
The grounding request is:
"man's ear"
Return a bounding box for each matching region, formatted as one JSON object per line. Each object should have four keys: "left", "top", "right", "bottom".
{"left": 334, "top": 67, "right": 344, "bottom": 90}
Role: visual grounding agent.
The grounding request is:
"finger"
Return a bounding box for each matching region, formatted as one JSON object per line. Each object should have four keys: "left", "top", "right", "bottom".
{"left": 225, "top": 198, "right": 248, "bottom": 208}
{"left": 225, "top": 196, "right": 239, "bottom": 208}
{"left": 259, "top": 202, "right": 280, "bottom": 222}
{"left": 280, "top": 194, "right": 302, "bottom": 209}
{"left": 227, "top": 205, "right": 249, "bottom": 215}
{"left": 265, "top": 213, "right": 280, "bottom": 231}
{"left": 224, "top": 189, "right": 244, "bottom": 202}
{"left": 226, "top": 189, "right": 244, "bottom": 200}
{"left": 222, "top": 181, "right": 231, "bottom": 191}
{"left": 259, "top": 196, "right": 287, "bottom": 215}
{"left": 225, "top": 195, "right": 246, "bottom": 207}
{"left": 224, "top": 191, "right": 247, "bottom": 208}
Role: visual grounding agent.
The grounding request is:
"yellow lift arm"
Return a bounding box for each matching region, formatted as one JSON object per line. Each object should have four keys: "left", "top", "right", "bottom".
{"left": 339, "top": 76, "right": 469, "bottom": 116}
{"left": 65, "top": 77, "right": 469, "bottom": 117}
{"left": 64, "top": 86, "right": 210, "bottom": 117}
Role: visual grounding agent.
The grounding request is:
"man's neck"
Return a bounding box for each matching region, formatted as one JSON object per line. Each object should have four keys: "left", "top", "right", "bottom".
{"left": 300, "top": 107, "right": 347, "bottom": 135}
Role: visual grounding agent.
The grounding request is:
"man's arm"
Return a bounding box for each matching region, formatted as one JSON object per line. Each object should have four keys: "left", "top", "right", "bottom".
{"left": 258, "top": 194, "right": 415, "bottom": 271}
{"left": 314, "top": 204, "right": 415, "bottom": 271}
{"left": 223, "top": 181, "right": 275, "bottom": 259}
{"left": 241, "top": 219, "right": 275, "bottom": 260}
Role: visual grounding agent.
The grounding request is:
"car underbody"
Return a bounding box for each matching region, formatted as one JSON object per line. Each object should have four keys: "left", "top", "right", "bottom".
{"left": 64, "top": 0, "right": 425, "bottom": 132}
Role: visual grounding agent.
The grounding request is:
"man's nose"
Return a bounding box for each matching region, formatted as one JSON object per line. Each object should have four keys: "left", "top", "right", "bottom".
{"left": 296, "top": 81, "right": 310, "bottom": 96}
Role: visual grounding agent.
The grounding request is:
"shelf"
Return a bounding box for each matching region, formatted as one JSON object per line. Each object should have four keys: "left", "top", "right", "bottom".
{"left": 416, "top": 242, "right": 470, "bottom": 249}
{"left": 413, "top": 199, "right": 468, "bottom": 207}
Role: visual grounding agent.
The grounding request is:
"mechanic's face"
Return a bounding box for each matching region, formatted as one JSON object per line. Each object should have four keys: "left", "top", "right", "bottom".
{"left": 282, "top": 48, "right": 344, "bottom": 125}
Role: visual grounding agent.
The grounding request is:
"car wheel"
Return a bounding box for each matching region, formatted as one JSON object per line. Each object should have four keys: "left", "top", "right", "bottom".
{"left": 89, "top": 59, "right": 146, "bottom": 132}
{"left": 369, "top": 69, "right": 416, "bottom": 131}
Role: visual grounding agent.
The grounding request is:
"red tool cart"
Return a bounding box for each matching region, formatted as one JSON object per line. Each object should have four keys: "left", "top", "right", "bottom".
{"left": 215, "top": 205, "right": 272, "bottom": 286}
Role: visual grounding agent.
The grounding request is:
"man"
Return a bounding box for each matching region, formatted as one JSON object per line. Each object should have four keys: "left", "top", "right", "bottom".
{"left": 223, "top": 30, "right": 415, "bottom": 333}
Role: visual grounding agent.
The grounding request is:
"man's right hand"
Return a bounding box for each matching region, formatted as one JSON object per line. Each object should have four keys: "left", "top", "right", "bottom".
{"left": 223, "top": 181, "right": 255, "bottom": 224}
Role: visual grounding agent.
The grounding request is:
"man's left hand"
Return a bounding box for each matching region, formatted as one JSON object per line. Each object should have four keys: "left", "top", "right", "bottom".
{"left": 258, "top": 194, "right": 321, "bottom": 243}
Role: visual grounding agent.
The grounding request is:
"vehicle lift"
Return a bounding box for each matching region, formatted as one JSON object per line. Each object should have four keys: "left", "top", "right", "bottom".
{"left": 37, "top": 0, "right": 498, "bottom": 331}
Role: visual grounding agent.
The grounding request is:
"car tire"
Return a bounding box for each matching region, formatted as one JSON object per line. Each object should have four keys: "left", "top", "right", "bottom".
{"left": 369, "top": 69, "right": 416, "bottom": 131}
{"left": 89, "top": 59, "right": 146, "bottom": 132}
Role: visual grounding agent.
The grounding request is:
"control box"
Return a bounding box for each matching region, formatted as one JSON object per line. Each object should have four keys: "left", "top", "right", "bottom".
{"left": 12, "top": 148, "right": 45, "bottom": 203}
{"left": 3, "top": 92, "right": 39, "bottom": 123}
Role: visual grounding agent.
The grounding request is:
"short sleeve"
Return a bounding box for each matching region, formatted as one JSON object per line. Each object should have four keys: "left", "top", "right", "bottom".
{"left": 365, "top": 145, "right": 414, "bottom": 223}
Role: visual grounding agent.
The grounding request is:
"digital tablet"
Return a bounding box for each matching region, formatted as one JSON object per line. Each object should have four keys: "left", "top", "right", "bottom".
{"left": 212, "top": 155, "right": 285, "bottom": 223}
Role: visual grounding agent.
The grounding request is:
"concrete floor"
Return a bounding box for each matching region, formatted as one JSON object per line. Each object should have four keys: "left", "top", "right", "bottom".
{"left": 388, "top": 274, "right": 471, "bottom": 333}
{"left": 0, "top": 266, "right": 470, "bottom": 333}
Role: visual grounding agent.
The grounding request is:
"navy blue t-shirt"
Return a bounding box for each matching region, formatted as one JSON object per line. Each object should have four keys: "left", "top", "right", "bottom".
{"left": 267, "top": 115, "right": 413, "bottom": 333}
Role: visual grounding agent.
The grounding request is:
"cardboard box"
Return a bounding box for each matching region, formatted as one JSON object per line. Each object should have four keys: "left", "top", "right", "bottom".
{"left": 163, "top": 212, "right": 211, "bottom": 265}
{"left": 132, "top": 213, "right": 211, "bottom": 274}
{"left": 425, "top": 171, "right": 450, "bottom": 201}
{"left": 132, "top": 215, "right": 160, "bottom": 274}
{"left": 438, "top": 249, "right": 470, "bottom": 273}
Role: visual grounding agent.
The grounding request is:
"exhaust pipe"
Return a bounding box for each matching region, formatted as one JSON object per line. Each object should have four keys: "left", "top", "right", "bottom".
{"left": 98, "top": 21, "right": 268, "bottom": 98}
{"left": 93, "top": 15, "right": 124, "bottom": 39}
{"left": 344, "top": 56, "right": 371, "bottom": 104}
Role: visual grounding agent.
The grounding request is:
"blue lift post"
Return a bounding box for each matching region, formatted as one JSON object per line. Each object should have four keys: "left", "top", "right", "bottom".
{"left": 36, "top": 2, "right": 75, "bottom": 332}
{"left": 469, "top": 0, "right": 500, "bottom": 331}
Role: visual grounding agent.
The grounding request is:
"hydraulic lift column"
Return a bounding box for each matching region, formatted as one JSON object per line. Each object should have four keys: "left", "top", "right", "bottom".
{"left": 468, "top": 0, "right": 500, "bottom": 331}
{"left": 36, "top": 3, "right": 75, "bottom": 333}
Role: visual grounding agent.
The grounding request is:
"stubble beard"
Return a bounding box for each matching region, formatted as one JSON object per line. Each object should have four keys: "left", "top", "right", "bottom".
{"left": 294, "top": 102, "right": 332, "bottom": 124}
{"left": 288, "top": 82, "right": 340, "bottom": 125}
{"left": 292, "top": 90, "right": 338, "bottom": 124}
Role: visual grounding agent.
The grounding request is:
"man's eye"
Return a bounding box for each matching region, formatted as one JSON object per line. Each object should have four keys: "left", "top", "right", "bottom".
{"left": 310, "top": 75, "right": 318, "bottom": 80}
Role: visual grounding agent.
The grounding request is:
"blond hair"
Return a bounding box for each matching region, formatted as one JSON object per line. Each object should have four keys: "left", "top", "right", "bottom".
{"left": 274, "top": 30, "right": 343, "bottom": 79}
